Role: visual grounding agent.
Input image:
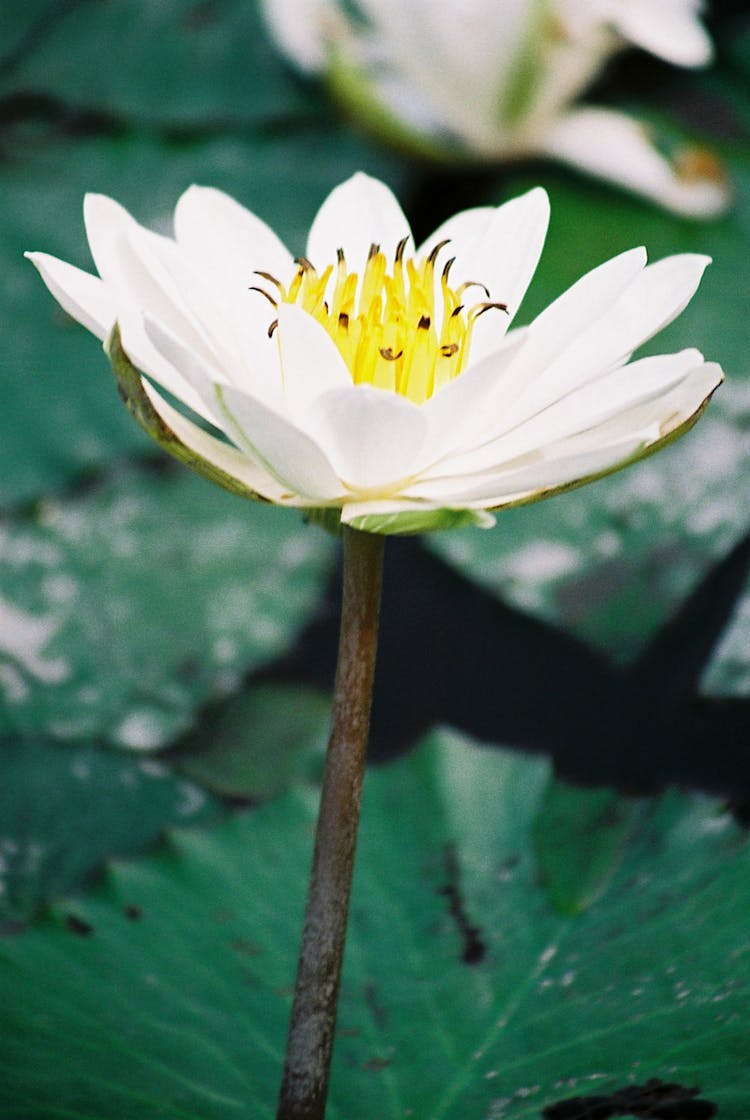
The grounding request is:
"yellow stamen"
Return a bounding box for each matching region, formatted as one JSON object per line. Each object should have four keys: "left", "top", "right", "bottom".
{"left": 254, "top": 239, "right": 507, "bottom": 404}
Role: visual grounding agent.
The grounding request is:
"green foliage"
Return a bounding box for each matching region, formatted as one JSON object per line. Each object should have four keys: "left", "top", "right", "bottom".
{"left": 1, "top": 733, "right": 748, "bottom": 1118}
{"left": 0, "top": 465, "right": 333, "bottom": 748}
{"left": 0, "top": 0, "right": 310, "bottom": 124}
{"left": 533, "top": 778, "right": 637, "bottom": 916}
{"left": 172, "top": 684, "right": 330, "bottom": 799}
{"left": 0, "top": 735, "right": 220, "bottom": 927}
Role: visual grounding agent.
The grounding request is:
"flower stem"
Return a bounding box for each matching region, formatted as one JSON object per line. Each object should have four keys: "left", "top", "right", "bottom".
{"left": 276, "top": 526, "right": 385, "bottom": 1120}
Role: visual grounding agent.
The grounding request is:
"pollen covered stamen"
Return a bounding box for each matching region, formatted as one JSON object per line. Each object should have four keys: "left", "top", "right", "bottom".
{"left": 250, "top": 239, "right": 507, "bottom": 404}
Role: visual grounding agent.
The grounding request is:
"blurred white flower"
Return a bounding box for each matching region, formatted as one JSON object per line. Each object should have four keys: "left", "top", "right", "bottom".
{"left": 261, "top": 0, "right": 728, "bottom": 218}
{"left": 27, "top": 173, "right": 721, "bottom": 535}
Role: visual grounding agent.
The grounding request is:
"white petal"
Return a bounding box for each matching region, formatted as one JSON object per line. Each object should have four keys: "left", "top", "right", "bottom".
{"left": 215, "top": 383, "right": 344, "bottom": 501}
{"left": 522, "top": 246, "right": 648, "bottom": 372}
{"left": 504, "top": 250, "right": 711, "bottom": 427}
{"left": 306, "top": 384, "right": 428, "bottom": 492}
{"left": 432, "top": 348, "right": 705, "bottom": 476}
{"left": 541, "top": 108, "right": 729, "bottom": 218}
{"left": 25, "top": 252, "right": 116, "bottom": 340}
{"left": 566, "top": 360, "right": 722, "bottom": 446}
{"left": 420, "top": 329, "right": 528, "bottom": 458}
{"left": 417, "top": 205, "right": 496, "bottom": 259}
{"left": 144, "top": 310, "right": 285, "bottom": 416}
{"left": 174, "top": 184, "right": 294, "bottom": 298}
{"left": 408, "top": 433, "right": 648, "bottom": 505}
{"left": 306, "top": 172, "right": 413, "bottom": 273}
{"left": 114, "top": 308, "right": 218, "bottom": 424}
{"left": 408, "top": 359, "right": 722, "bottom": 506}
{"left": 84, "top": 194, "right": 229, "bottom": 369}
{"left": 125, "top": 222, "right": 244, "bottom": 373}
{"left": 276, "top": 304, "right": 352, "bottom": 418}
{"left": 142, "top": 317, "right": 231, "bottom": 426}
{"left": 421, "top": 187, "right": 550, "bottom": 356}
{"left": 141, "top": 380, "right": 288, "bottom": 503}
{"left": 25, "top": 252, "right": 216, "bottom": 423}
{"left": 426, "top": 248, "right": 646, "bottom": 454}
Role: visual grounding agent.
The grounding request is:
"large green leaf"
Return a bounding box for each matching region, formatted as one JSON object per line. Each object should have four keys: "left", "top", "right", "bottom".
{"left": 700, "top": 571, "right": 750, "bottom": 696}
{"left": 1, "top": 731, "right": 747, "bottom": 1118}
{"left": 429, "top": 142, "right": 750, "bottom": 668}
{"left": 171, "top": 683, "right": 330, "bottom": 800}
{"left": 2, "top": 126, "right": 408, "bottom": 505}
{"left": 0, "top": 0, "right": 310, "bottom": 125}
{"left": 0, "top": 735, "right": 220, "bottom": 927}
{"left": 0, "top": 464, "right": 334, "bottom": 748}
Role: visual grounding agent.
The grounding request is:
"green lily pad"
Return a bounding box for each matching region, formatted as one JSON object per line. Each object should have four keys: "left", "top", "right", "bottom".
{"left": 171, "top": 683, "right": 330, "bottom": 800}
{"left": 429, "top": 143, "right": 750, "bottom": 667}
{"left": 0, "top": 0, "right": 310, "bottom": 125}
{"left": 700, "top": 572, "right": 750, "bottom": 696}
{"left": 1, "top": 730, "right": 748, "bottom": 1118}
{"left": 2, "top": 126, "right": 408, "bottom": 506}
{"left": 533, "top": 778, "right": 638, "bottom": 916}
{"left": 0, "top": 463, "right": 334, "bottom": 749}
{"left": 0, "top": 735, "right": 220, "bottom": 927}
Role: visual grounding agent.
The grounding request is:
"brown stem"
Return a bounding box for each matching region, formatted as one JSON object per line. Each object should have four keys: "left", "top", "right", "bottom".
{"left": 276, "top": 526, "right": 385, "bottom": 1120}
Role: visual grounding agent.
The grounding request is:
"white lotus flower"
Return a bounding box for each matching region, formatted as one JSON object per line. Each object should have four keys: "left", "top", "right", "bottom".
{"left": 27, "top": 173, "right": 721, "bottom": 535}
{"left": 261, "top": 0, "right": 728, "bottom": 218}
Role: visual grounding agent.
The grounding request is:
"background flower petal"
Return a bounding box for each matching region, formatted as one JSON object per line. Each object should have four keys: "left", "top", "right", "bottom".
{"left": 541, "top": 108, "right": 729, "bottom": 218}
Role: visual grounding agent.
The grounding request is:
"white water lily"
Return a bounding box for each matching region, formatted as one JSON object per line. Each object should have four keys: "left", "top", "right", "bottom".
{"left": 27, "top": 173, "right": 721, "bottom": 535}
{"left": 261, "top": 0, "right": 728, "bottom": 218}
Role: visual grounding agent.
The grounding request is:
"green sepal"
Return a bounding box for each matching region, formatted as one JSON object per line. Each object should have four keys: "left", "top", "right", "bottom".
{"left": 105, "top": 325, "right": 267, "bottom": 504}
{"left": 346, "top": 506, "right": 495, "bottom": 536}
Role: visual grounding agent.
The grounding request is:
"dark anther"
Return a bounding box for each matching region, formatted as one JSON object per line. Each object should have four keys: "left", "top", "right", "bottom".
{"left": 418, "top": 314, "right": 431, "bottom": 330}
{"left": 268, "top": 319, "right": 279, "bottom": 338}
{"left": 294, "top": 256, "right": 314, "bottom": 272}
{"left": 440, "top": 343, "right": 459, "bottom": 357}
{"left": 379, "top": 347, "right": 404, "bottom": 361}
{"left": 474, "top": 300, "right": 509, "bottom": 318}
{"left": 395, "top": 236, "right": 409, "bottom": 263}
{"left": 427, "top": 238, "right": 451, "bottom": 265}
{"left": 336, "top": 248, "right": 345, "bottom": 264}
{"left": 253, "top": 270, "right": 282, "bottom": 288}
{"left": 368, "top": 242, "right": 381, "bottom": 260}
{"left": 339, "top": 312, "right": 349, "bottom": 329}
{"left": 460, "top": 280, "right": 491, "bottom": 298}
{"left": 451, "top": 305, "right": 464, "bottom": 318}
{"left": 442, "top": 256, "right": 456, "bottom": 281}
{"left": 248, "top": 285, "right": 278, "bottom": 308}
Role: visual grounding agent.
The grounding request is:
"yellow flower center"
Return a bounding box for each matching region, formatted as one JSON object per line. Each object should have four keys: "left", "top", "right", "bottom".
{"left": 252, "top": 240, "right": 507, "bottom": 405}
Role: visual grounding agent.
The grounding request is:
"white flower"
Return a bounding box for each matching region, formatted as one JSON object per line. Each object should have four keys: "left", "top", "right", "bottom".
{"left": 261, "top": 0, "right": 728, "bottom": 218}
{"left": 27, "top": 173, "right": 721, "bottom": 535}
